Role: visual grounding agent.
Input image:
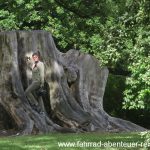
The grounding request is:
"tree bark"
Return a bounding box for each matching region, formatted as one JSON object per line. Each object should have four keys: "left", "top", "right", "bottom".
{"left": 0, "top": 31, "right": 146, "bottom": 135}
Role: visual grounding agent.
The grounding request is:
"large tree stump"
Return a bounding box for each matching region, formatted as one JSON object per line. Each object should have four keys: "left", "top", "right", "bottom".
{"left": 0, "top": 31, "right": 146, "bottom": 135}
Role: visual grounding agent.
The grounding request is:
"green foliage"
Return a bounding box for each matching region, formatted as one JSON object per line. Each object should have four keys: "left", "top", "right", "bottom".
{"left": 0, "top": 0, "right": 149, "bottom": 110}
{"left": 0, "top": 9, "right": 18, "bottom": 29}
{"left": 123, "top": 28, "right": 150, "bottom": 109}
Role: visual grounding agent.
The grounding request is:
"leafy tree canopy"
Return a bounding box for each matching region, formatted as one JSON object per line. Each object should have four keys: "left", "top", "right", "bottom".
{"left": 0, "top": 0, "right": 149, "bottom": 110}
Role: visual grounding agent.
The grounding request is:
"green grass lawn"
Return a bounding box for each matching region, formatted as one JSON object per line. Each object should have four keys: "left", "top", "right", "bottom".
{"left": 0, "top": 132, "right": 149, "bottom": 150}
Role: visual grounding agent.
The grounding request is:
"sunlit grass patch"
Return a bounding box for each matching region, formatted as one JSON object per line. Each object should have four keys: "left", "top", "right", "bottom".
{"left": 0, "top": 132, "right": 149, "bottom": 150}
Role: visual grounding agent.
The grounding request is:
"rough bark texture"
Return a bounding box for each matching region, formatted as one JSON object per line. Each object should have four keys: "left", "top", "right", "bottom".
{"left": 0, "top": 31, "right": 146, "bottom": 135}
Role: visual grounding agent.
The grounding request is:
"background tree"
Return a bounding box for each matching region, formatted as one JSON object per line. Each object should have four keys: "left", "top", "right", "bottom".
{"left": 0, "top": 0, "right": 149, "bottom": 128}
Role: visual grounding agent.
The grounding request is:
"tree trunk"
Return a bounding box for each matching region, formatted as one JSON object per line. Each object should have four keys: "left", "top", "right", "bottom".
{"left": 0, "top": 31, "right": 146, "bottom": 135}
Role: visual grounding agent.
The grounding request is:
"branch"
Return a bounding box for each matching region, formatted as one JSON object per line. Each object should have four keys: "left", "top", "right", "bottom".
{"left": 54, "top": 0, "right": 91, "bottom": 18}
